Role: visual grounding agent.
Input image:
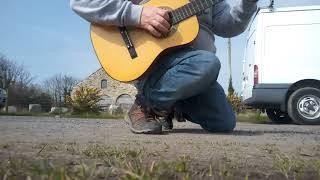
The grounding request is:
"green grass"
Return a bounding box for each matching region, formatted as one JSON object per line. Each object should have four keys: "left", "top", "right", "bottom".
{"left": 271, "top": 153, "right": 320, "bottom": 180}
{"left": 0, "top": 144, "right": 198, "bottom": 180}
{"left": 1, "top": 144, "right": 320, "bottom": 180}
{"left": 237, "top": 110, "right": 271, "bottom": 124}
{"left": 82, "top": 144, "right": 142, "bottom": 159}
{"left": 0, "top": 150, "right": 230, "bottom": 180}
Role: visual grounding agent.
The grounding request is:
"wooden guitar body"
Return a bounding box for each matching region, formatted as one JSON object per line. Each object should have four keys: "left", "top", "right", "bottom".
{"left": 90, "top": 0, "right": 199, "bottom": 82}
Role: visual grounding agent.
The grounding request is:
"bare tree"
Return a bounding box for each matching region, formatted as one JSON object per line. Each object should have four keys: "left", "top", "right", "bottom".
{"left": 16, "top": 70, "right": 33, "bottom": 87}
{"left": 9, "top": 83, "right": 52, "bottom": 112}
{"left": 0, "top": 55, "right": 32, "bottom": 112}
{"left": 43, "top": 74, "right": 78, "bottom": 107}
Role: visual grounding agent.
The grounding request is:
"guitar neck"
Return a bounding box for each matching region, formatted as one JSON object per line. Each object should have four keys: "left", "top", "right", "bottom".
{"left": 170, "top": 0, "right": 223, "bottom": 25}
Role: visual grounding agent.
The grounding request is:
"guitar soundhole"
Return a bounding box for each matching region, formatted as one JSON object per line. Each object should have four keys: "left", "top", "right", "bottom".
{"left": 159, "top": 6, "right": 178, "bottom": 38}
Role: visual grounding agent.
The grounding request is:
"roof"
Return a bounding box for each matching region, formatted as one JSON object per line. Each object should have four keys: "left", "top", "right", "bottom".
{"left": 247, "top": 5, "right": 320, "bottom": 31}
{"left": 258, "top": 5, "right": 320, "bottom": 14}
{"left": 75, "top": 68, "right": 106, "bottom": 87}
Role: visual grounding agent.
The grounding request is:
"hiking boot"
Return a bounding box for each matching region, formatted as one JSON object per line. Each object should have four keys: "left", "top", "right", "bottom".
{"left": 159, "top": 112, "right": 174, "bottom": 131}
{"left": 153, "top": 108, "right": 174, "bottom": 131}
{"left": 157, "top": 108, "right": 192, "bottom": 130}
{"left": 161, "top": 111, "right": 191, "bottom": 130}
{"left": 174, "top": 111, "right": 188, "bottom": 122}
{"left": 125, "top": 99, "right": 162, "bottom": 134}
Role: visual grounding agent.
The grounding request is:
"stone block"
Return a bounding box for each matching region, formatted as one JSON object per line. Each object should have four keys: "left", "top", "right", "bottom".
{"left": 29, "top": 104, "right": 42, "bottom": 113}
{"left": 2, "top": 106, "right": 17, "bottom": 113}
{"left": 108, "top": 105, "right": 124, "bottom": 115}
{"left": 50, "top": 107, "right": 69, "bottom": 114}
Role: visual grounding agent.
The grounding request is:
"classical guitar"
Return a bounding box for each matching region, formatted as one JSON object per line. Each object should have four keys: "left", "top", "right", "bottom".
{"left": 90, "top": 0, "right": 221, "bottom": 82}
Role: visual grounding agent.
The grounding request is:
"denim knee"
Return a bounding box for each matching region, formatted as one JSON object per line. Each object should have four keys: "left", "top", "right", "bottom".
{"left": 196, "top": 51, "right": 221, "bottom": 82}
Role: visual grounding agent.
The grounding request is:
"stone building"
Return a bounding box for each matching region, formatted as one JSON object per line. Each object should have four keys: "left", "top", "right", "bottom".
{"left": 73, "top": 68, "right": 137, "bottom": 111}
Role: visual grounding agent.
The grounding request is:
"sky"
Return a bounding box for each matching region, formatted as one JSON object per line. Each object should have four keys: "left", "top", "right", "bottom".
{"left": 1, "top": 0, "right": 320, "bottom": 93}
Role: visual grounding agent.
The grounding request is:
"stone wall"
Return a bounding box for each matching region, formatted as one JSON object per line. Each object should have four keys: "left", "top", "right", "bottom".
{"left": 73, "top": 68, "right": 137, "bottom": 106}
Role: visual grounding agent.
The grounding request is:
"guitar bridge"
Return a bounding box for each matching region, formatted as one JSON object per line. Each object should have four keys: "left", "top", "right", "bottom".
{"left": 118, "top": 26, "right": 137, "bottom": 59}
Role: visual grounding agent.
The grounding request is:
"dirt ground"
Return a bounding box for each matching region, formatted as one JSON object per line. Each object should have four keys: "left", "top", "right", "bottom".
{"left": 0, "top": 116, "right": 320, "bottom": 179}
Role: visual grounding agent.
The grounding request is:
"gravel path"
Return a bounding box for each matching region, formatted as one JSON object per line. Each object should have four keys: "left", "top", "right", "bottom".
{"left": 0, "top": 116, "right": 319, "bottom": 147}
{"left": 0, "top": 115, "right": 319, "bottom": 179}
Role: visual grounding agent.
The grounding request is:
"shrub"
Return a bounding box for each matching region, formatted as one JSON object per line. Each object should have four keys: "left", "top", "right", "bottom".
{"left": 227, "top": 92, "right": 244, "bottom": 113}
{"left": 66, "top": 86, "right": 103, "bottom": 114}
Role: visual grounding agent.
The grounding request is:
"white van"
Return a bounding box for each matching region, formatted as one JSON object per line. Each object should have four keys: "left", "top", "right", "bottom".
{"left": 241, "top": 6, "right": 320, "bottom": 125}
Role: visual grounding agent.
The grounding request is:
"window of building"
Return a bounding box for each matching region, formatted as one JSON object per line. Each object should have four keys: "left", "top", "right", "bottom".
{"left": 101, "top": 79, "right": 108, "bottom": 89}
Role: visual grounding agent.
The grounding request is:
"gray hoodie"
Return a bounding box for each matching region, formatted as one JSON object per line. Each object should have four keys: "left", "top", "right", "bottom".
{"left": 70, "top": 0, "right": 257, "bottom": 53}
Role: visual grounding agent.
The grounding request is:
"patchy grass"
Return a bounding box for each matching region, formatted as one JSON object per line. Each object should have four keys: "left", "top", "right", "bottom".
{"left": 1, "top": 144, "right": 320, "bottom": 180}
{"left": 272, "top": 153, "right": 320, "bottom": 180}
{"left": 237, "top": 110, "right": 271, "bottom": 124}
{"left": 1, "top": 109, "right": 272, "bottom": 123}
{"left": 0, "top": 112, "right": 123, "bottom": 119}
{"left": 65, "top": 112, "right": 123, "bottom": 119}
{"left": 0, "top": 144, "right": 198, "bottom": 180}
{"left": 82, "top": 144, "right": 141, "bottom": 159}
{"left": 0, "top": 112, "right": 52, "bottom": 117}
{"left": 0, "top": 158, "right": 100, "bottom": 180}
{"left": 273, "top": 154, "right": 306, "bottom": 179}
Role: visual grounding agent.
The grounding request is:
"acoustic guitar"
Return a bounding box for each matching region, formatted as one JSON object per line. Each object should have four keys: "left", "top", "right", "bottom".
{"left": 90, "top": 0, "right": 221, "bottom": 82}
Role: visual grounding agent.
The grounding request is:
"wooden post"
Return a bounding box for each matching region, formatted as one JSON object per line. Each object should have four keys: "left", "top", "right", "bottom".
{"left": 5, "top": 88, "right": 8, "bottom": 113}
{"left": 227, "top": 38, "right": 235, "bottom": 95}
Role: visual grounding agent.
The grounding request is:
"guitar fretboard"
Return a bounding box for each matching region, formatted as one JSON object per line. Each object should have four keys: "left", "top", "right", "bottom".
{"left": 170, "top": 0, "right": 223, "bottom": 25}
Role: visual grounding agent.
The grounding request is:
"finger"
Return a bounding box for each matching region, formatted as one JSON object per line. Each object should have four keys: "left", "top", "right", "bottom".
{"left": 146, "top": 25, "right": 162, "bottom": 37}
{"left": 155, "top": 15, "right": 171, "bottom": 30}
{"left": 156, "top": 8, "right": 170, "bottom": 22}
{"left": 151, "top": 19, "right": 169, "bottom": 34}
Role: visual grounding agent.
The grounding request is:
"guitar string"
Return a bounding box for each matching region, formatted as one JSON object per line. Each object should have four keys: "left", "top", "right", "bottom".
{"left": 171, "top": 0, "right": 221, "bottom": 25}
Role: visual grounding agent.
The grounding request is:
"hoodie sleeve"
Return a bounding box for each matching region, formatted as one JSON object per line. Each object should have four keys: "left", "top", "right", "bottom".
{"left": 70, "top": 0, "right": 143, "bottom": 26}
{"left": 211, "top": 0, "right": 257, "bottom": 38}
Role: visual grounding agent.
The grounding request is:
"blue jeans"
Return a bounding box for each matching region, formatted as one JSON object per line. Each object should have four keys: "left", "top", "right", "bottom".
{"left": 136, "top": 47, "right": 236, "bottom": 132}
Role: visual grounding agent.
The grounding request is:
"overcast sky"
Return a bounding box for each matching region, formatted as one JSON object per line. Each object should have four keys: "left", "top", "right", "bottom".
{"left": 1, "top": 0, "right": 320, "bottom": 93}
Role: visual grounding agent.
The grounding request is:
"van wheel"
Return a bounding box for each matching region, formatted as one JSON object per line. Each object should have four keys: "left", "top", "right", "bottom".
{"left": 266, "top": 109, "right": 292, "bottom": 124}
{"left": 288, "top": 87, "right": 320, "bottom": 125}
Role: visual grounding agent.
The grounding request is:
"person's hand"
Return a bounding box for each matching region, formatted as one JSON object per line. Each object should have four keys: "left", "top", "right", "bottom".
{"left": 139, "top": 6, "right": 171, "bottom": 38}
